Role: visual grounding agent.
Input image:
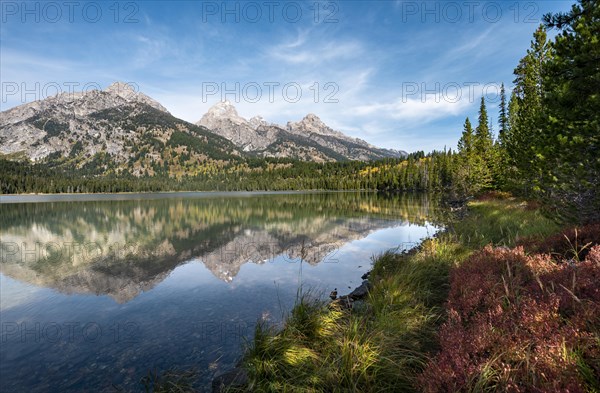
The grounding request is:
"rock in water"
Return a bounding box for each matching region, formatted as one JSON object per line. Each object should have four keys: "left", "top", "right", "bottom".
{"left": 212, "top": 368, "right": 248, "bottom": 393}
{"left": 348, "top": 280, "right": 371, "bottom": 300}
{"left": 329, "top": 288, "right": 338, "bottom": 300}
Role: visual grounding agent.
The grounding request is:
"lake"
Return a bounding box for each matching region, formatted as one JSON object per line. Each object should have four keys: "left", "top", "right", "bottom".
{"left": 0, "top": 191, "right": 441, "bottom": 392}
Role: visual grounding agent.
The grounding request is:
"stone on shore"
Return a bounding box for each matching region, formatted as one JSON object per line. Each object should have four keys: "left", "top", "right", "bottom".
{"left": 212, "top": 367, "right": 248, "bottom": 393}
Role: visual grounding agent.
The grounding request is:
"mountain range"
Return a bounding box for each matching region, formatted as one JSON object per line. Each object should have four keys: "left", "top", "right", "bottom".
{"left": 197, "top": 100, "right": 404, "bottom": 162}
{"left": 0, "top": 82, "right": 406, "bottom": 176}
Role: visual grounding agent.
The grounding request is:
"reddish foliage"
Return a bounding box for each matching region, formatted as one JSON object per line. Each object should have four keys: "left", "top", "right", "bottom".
{"left": 419, "top": 241, "right": 600, "bottom": 392}
{"left": 587, "top": 245, "right": 600, "bottom": 264}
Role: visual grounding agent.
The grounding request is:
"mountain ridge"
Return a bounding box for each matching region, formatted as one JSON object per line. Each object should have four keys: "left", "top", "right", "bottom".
{"left": 197, "top": 100, "right": 407, "bottom": 161}
{"left": 0, "top": 82, "right": 241, "bottom": 176}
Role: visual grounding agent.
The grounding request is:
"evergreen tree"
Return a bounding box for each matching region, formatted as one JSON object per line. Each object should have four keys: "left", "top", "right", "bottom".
{"left": 495, "top": 83, "right": 511, "bottom": 189}
{"left": 457, "top": 117, "right": 474, "bottom": 156}
{"left": 456, "top": 118, "right": 474, "bottom": 195}
{"left": 498, "top": 83, "right": 509, "bottom": 143}
{"left": 474, "top": 97, "right": 493, "bottom": 157}
{"left": 455, "top": 117, "right": 487, "bottom": 194}
{"left": 468, "top": 98, "right": 494, "bottom": 191}
{"left": 504, "top": 25, "right": 552, "bottom": 195}
{"left": 540, "top": 0, "right": 600, "bottom": 222}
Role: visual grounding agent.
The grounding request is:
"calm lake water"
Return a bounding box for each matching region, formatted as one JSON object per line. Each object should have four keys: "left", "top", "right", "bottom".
{"left": 0, "top": 192, "right": 441, "bottom": 392}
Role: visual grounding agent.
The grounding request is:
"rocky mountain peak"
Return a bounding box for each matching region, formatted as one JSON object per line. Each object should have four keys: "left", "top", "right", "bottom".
{"left": 303, "top": 113, "right": 325, "bottom": 125}
{"left": 249, "top": 115, "right": 268, "bottom": 129}
{"left": 206, "top": 100, "right": 238, "bottom": 117}
{"left": 200, "top": 101, "right": 250, "bottom": 128}
{"left": 0, "top": 81, "right": 196, "bottom": 163}
{"left": 197, "top": 101, "right": 270, "bottom": 150}
{"left": 104, "top": 81, "right": 169, "bottom": 113}
{"left": 286, "top": 113, "right": 343, "bottom": 138}
{"left": 105, "top": 81, "right": 136, "bottom": 95}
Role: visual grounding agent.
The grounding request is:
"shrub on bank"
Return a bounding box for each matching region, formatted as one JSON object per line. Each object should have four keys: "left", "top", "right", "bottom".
{"left": 237, "top": 198, "right": 597, "bottom": 393}
{"left": 420, "top": 239, "right": 600, "bottom": 392}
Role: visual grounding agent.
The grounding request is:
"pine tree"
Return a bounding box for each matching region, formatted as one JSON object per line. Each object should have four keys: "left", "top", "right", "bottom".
{"left": 456, "top": 117, "right": 488, "bottom": 195}
{"left": 456, "top": 118, "right": 474, "bottom": 195}
{"left": 504, "top": 25, "right": 552, "bottom": 195}
{"left": 474, "top": 97, "right": 493, "bottom": 157}
{"left": 457, "top": 117, "right": 474, "bottom": 156}
{"left": 494, "top": 83, "right": 511, "bottom": 189}
{"left": 498, "top": 83, "right": 509, "bottom": 143}
{"left": 471, "top": 97, "right": 494, "bottom": 190}
{"left": 540, "top": 0, "right": 600, "bottom": 222}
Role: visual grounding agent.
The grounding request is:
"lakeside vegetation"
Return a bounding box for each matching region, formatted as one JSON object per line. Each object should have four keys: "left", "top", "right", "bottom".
{"left": 222, "top": 3, "right": 600, "bottom": 391}
{"left": 237, "top": 194, "right": 599, "bottom": 392}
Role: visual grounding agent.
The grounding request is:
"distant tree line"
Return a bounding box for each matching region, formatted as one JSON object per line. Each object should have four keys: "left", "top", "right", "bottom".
{"left": 0, "top": 152, "right": 456, "bottom": 194}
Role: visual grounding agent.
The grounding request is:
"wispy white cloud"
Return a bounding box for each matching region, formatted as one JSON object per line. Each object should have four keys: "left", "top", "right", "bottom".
{"left": 0, "top": 49, "right": 80, "bottom": 72}
{"left": 354, "top": 94, "right": 471, "bottom": 123}
{"left": 265, "top": 30, "right": 364, "bottom": 66}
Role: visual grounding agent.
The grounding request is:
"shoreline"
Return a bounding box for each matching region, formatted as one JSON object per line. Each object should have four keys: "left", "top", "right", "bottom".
{"left": 211, "top": 195, "right": 599, "bottom": 392}
{"left": 211, "top": 198, "right": 462, "bottom": 392}
{"left": 0, "top": 189, "right": 370, "bottom": 203}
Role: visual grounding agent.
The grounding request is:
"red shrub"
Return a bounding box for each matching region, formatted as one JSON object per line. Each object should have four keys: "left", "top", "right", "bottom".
{"left": 419, "top": 241, "right": 600, "bottom": 392}
{"left": 586, "top": 244, "right": 600, "bottom": 264}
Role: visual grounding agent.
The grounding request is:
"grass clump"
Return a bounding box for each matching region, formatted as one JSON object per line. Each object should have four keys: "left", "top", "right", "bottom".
{"left": 242, "top": 293, "right": 384, "bottom": 392}
{"left": 451, "top": 197, "right": 560, "bottom": 248}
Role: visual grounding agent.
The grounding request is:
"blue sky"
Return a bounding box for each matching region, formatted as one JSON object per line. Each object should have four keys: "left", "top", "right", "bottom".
{"left": 1, "top": 0, "right": 573, "bottom": 152}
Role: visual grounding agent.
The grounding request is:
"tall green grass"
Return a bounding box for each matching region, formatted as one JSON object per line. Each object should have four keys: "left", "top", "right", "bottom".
{"left": 451, "top": 198, "right": 559, "bottom": 248}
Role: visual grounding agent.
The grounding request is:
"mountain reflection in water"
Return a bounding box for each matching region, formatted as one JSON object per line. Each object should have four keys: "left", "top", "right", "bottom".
{"left": 1, "top": 192, "right": 440, "bottom": 303}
